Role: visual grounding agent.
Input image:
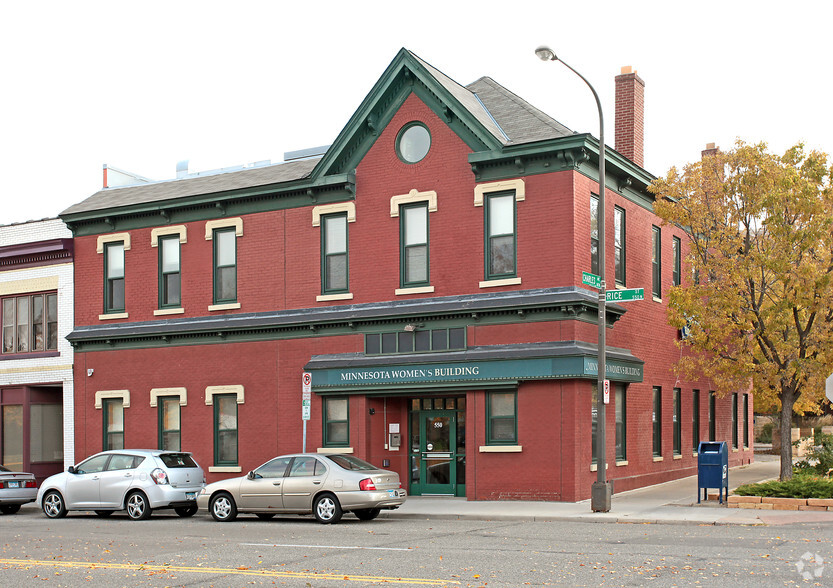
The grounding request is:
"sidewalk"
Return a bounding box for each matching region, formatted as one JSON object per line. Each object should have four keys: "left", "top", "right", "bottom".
{"left": 383, "top": 452, "right": 833, "bottom": 526}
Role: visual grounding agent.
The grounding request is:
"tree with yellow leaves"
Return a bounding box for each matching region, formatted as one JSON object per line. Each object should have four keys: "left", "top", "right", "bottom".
{"left": 651, "top": 140, "right": 833, "bottom": 480}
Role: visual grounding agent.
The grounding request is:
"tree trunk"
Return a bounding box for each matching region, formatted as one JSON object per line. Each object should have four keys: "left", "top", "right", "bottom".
{"left": 779, "top": 392, "right": 795, "bottom": 480}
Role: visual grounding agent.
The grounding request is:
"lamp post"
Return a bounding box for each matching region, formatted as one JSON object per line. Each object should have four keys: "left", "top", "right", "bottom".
{"left": 535, "top": 46, "right": 612, "bottom": 512}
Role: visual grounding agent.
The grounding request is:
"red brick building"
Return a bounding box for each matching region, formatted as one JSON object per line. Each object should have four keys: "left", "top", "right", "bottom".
{"left": 61, "top": 50, "right": 753, "bottom": 501}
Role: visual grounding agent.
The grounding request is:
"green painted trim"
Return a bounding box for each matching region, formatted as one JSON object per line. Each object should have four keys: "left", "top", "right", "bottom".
{"left": 468, "top": 135, "right": 656, "bottom": 212}
{"left": 68, "top": 303, "right": 612, "bottom": 353}
{"left": 321, "top": 212, "right": 349, "bottom": 295}
{"left": 322, "top": 397, "right": 349, "bottom": 448}
{"left": 63, "top": 177, "right": 355, "bottom": 238}
{"left": 213, "top": 394, "right": 238, "bottom": 466}
{"left": 310, "top": 354, "right": 643, "bottom": 393}
{"left": 399, "top": 202, "right": 430, "bottom": 288}
{"left": 212, "top": 227, "right": 237, "bottom": 304}
{"left": 312, "top": 49, "right": 501, "bottom": 178}
{"left": 484, "top": 191, "right": 517, "bottom": 281}
{"left": 486, "top": 390, "right": 518, "bottom": 445}
{"left": 103, "top": 242, "right": 125, "bottom": 314}
{"left": 158, "top": 236, "right": 181, "bottom": 309}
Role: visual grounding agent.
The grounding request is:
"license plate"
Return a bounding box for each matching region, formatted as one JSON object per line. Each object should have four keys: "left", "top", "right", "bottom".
{"left": 186, "top": 492, "right": 196, "bottom": 500}
{"left": 387, "top": 490, "right": 398, "bottom": 497}
{"left": 7, "top": 481, "right": 19, "bottom": 488}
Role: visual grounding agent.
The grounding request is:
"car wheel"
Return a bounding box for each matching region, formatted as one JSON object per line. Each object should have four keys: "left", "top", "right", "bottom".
{"left": 313, "top": 493, "right": 342, "bottom": 524}
{"left": 354, "top": 508, "right": 381, "bottom": 521}
{"left": 125, "top": 491, "right": 152, "bottom": 520}
{"left": 1, "top": 504, "right": 21, "bottom": 515}
{"left": 255, "top": 513, "right": 275, "bottom": 520}
{"left": 210, "top": 493, "right": 237, "bottom": 522}
{"left": 175, "top": 505, "right": 198, "bottom": 518}
{"left": 94, "top": 510, "right": 114, "bottom": 517}
{"left": 42, "top": 491, "right": 67, "bottom": 519}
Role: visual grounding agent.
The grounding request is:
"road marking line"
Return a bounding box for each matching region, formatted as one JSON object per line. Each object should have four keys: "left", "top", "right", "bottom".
{"left": 0, "top": 559, "right": 456, "bottom": 585}
{"left": 241, "top": 542, "right": 412, "bottom": 551}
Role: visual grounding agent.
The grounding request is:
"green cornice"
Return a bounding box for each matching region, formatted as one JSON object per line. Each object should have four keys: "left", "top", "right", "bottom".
{"left": 63, "top": 173, "right": 355, "bottom": 237}
{"left": 469, "top": 134, "right": 657, "bottom": 211}
{"left": 67, "top": 287, "right": 624, "bottom": 353}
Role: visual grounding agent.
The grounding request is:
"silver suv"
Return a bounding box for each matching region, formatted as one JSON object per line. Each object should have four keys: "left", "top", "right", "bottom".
{"left": 37, "top": 450, "right": 204, "bottom": 520}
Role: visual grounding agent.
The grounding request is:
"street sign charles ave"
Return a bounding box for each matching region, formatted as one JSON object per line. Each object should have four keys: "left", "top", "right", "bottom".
{"left": 606, "top": 288, "right": 644, "bottom": 302}
{"left": 582, "top": 271, "right": 601, "bottom": 289}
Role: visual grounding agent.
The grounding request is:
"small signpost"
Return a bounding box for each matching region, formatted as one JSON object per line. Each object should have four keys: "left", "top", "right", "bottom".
{"left": 603, "top": 379, "right": 610, "bottom": 404}
{"left": 302, "top": 372, "right": 312, "bottom": 452}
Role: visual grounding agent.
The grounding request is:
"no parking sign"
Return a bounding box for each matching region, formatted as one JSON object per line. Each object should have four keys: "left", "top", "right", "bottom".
{"left": 302, "top": 372, "right": 311, "bottom": 421}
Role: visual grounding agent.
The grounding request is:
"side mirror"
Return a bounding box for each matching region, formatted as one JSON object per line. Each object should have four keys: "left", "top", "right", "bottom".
{"left": 67, "top": 466, "right": 76, "bottom": 474}
{"left": 246, "top": 470, "right": 255, "bottom": 480}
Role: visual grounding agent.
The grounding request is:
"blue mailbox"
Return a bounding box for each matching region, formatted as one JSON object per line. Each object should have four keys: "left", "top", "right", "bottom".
{"left": 697, "top": 441, "right": 728, "bottom": 504}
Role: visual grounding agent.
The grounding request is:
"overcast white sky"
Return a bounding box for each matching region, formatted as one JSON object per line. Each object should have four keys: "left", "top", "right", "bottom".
{"left": 2, "top": 1, "right": 831, "bottom": 225}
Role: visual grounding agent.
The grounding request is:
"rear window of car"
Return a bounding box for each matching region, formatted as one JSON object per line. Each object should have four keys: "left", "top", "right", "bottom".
{"left": 159, "top": 453, "right": 198, "bottom": 468}
{"left": 0, "top": 465, "right": 9, "bottom": 472}
{"left": 326, "top": 455, "right": 377, "bottom": 471}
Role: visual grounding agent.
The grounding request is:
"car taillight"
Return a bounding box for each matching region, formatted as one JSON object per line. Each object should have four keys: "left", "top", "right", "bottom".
{"left": 150, "top": 468, "right": 169, "bottom": 485}
{"left": 25, "top": 481, "right": 37, "bottom": 488}
{"left": 359, "top": 478, "right": 377, "bottom": 491}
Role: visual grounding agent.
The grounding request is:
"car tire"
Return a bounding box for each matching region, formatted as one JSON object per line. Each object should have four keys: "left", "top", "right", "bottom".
{"left": 354, "top": 508, "right": 381, "bottom": 521}
{"left": 255, "top": 513, "right": 275, "bottom": 520}
{"left": 94, "top": 510, "right": 114, "bottom": 517}
{"left": 42, "top": 491, "right": 67, "bottom": 519}
{"left": 313, "top": 493, "right": 343, "bottom": 524}
{"left": 125, "top": 491, "right": 152, "bottom": 520}
{"left": 210, "top": 493, "right": 237, "bottom": 522}
{"left": 175, "top": 505, "right": 198, "bottom": 518}
{"left": 1, "top": 504, "right": 21, "bottom": 515}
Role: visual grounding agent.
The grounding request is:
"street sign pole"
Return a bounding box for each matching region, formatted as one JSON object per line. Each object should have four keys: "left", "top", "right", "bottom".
{"left": 302, "top": 372, "right": 312, "bottom": 452}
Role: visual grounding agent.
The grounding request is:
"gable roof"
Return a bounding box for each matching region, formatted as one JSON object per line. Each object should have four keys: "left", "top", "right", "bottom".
{"left": 58, "top": 48, "right": 605, "bottom": 229}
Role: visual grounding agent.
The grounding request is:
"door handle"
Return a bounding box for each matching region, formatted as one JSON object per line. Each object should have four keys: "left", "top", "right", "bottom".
{"left": 124, "top": 473, "right": 132, "bottom": 477}
{"left": 91, "top": 476, "right": 100, "bottom": 481}
{"left": 272, "top": 481, "right": 281, "bottom": 486}
{"left": 313, "top": 480, "right": 322, "bottom": 485}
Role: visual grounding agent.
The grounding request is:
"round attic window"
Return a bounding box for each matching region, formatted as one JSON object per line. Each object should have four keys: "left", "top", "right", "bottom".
{"left": 396, "top": 123, "right": 431, "bottom": 163}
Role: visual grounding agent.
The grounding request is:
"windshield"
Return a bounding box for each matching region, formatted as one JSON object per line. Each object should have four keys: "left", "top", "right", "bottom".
{"left": 326, "top": 455, "right": 378, "bottom": 471}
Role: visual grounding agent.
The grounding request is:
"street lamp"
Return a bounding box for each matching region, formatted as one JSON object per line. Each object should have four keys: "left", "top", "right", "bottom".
{"left": 535, "top": 45, "right": 612, "bottom": 512}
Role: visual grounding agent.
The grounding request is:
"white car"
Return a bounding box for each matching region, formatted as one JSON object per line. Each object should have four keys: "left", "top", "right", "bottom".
{"left": 37, "top": 450, "right": 204, "bottom": 520}
{"left": 0, "top": 465, "right": 38, "bottom": 514}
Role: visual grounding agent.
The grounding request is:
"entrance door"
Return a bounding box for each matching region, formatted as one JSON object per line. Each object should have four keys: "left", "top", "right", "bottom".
{"left": 409, "top": 397, "right": 466, "bottom": 497}
{"left": 421, "top": 411, "right": 456, "bottom": 494}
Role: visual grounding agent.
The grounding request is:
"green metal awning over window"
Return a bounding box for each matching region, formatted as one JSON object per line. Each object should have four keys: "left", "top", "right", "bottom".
{"left": 305, "top": 340, "right": 643, "bottom": 394}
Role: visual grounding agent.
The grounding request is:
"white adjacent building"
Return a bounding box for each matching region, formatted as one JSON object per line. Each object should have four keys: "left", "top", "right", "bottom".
{"left": 0, "top": 218, "right": 74, "bottom": 480}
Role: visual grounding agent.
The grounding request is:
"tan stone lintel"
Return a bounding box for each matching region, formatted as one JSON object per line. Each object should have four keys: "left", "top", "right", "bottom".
{"left": 205, "top": 218, "right": 243, "bottom": 240}
{"left": 150, "top": 387, "right": 187, "bottom": 408}
{"left": 474, "top": 179, "right": 525, "bottom": 207}
{"left": 311, "top": 202, "right": 356, "bottom": 227}
{"left": 390, "top": 189, "right": 438, "bottom": 217}
{"left": 205, "top": 385, "right": 244, "bottom": 405}
{"left": 151, "top": 225, "right": 188, "bottom": 247}
{"left": 95, "top": 389, "right": 130, "bottom": 410}
{"left": 96, "top": 233, "right": 131, "bottom": 254}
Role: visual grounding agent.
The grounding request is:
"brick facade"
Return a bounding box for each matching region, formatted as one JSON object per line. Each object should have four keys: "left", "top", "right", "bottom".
{"left": 62, "top": 50, "right": 753, "bottom": 502}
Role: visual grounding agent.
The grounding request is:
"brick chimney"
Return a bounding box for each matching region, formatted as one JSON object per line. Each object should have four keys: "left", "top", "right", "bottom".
{"left": 614, "top": 66, "right": 645, "bottom": 167}
{"left": 701, "top": 142, "right": 719, "bottom": 159}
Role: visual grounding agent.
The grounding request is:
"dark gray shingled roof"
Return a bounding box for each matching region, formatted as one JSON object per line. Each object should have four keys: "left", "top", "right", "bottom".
{"left": 62, "top": 50, "right": 574, "bottom": 218}
{"left": 61, "top": 157, "right": 318, "bottom": 216}
{"left": 466, "top": 76, "right": 574, "bottom": 144}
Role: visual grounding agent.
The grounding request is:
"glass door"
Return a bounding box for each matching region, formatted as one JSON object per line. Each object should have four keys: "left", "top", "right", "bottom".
{"left": 409, "top": 397, "right": 465, "bottom": 496}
